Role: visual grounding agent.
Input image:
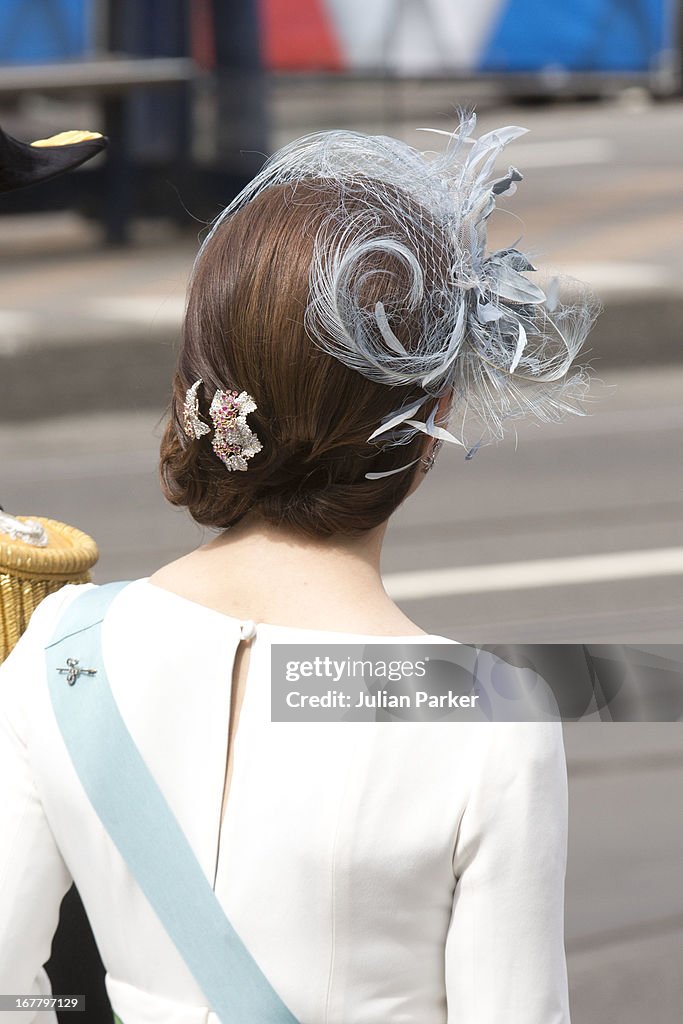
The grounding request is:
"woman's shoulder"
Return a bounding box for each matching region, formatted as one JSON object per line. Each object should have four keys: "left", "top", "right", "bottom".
{"left": 7, "top": 581, "right": 100, "bottom": 655}
{"left": 0, "top": 579, "right": 136, "bottom": 681}
{"left": 0, "top": 583, "right": 97, "bottom": 737}
{"left": 474, "top": 720, "right": 566, "bottom": 780}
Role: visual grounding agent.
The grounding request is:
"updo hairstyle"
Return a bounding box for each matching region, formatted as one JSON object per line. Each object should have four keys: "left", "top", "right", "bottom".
{"left": 159, "top": 179, "right": 445, "bottom": 538}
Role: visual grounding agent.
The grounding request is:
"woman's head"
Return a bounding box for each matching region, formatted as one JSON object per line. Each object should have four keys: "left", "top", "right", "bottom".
{"left": 160, "top": 114, "right": 599, "bottom": 538}
{"left": 160, "top": 178, "right": 445, "bottom": 537}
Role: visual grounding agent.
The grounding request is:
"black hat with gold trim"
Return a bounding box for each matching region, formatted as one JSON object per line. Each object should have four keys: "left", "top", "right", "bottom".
{"left": 0, "top": 125, "right": 107, "bottom": 193}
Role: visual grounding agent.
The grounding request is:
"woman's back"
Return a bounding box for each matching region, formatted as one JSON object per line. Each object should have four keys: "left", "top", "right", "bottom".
{"left": 147, "top": 524, "right": 434, "bottom": 846}
{"left": 0, "top": 576, "right": 569, "bottom": 1023}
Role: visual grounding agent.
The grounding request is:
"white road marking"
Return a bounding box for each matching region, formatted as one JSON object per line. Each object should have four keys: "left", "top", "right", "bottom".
{"left": 0, "top": 253, "right": 674, "bottom": 344}
{"left": 551, "top": 261, "right": 675, "bottom": 294}
{"left": 90, "top": 296, "right": 186, "bottom": 325}
{"left": 384, "top": 547, "right": 683, "bottom": 599}
{"left": 500, "top": 137, "right": 614, "bottom": 168}
{"left": 484, "top": 403, "right": 683, "bottom": 441}
{"left": 0, "top": 310, "right": 40, "bottom": 336}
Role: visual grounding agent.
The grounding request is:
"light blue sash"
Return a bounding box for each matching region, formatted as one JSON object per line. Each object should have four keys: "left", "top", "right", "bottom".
{"left": 45, "top": 581, "right": 300, "bottom": 1024}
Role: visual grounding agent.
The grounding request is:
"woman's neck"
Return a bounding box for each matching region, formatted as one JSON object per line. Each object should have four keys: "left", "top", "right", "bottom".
{"left": 149, "top": 514, "right": 426, "bottom": 635}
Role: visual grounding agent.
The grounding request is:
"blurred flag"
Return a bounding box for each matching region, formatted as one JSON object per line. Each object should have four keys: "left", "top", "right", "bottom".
{"left": 258, "top": 0, "right": 675, "bottom": 76}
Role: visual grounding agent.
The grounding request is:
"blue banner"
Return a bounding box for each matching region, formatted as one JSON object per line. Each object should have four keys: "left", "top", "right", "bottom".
{"left": 0, "top": 0, "right": 90, "bottom": 64}
{"left": 479, "top": 0, "right": 673, "bottom": 73}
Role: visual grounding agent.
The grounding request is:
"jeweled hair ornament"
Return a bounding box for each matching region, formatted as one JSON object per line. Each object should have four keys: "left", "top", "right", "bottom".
{"left": 183, "top": 378, "right": 211, "bottom": 440}
{"left": 197, "top": 109, "right": 601, "bottom": 480}
{"left": 209, "top": 389, "right": 263, "bottom": 471}
{"left": 182, "top": 380, "right": 263, "bottom": 471}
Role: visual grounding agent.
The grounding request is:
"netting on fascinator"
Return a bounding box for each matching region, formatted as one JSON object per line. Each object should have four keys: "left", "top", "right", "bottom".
{"left": 197, "top": 109, "right": 601, "bottom": 479}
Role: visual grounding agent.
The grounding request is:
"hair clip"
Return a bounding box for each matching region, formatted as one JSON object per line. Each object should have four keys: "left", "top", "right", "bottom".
{"left": 183, "top": 379, "right": 211, "bottom": 439}
{"left": 209, "top": 389, "right": 263, "bottom": 471}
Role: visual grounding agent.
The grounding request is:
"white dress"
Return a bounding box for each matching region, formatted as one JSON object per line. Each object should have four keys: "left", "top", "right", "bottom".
{"left": 0, "top": 577, "right": 571, "bottom": 1024}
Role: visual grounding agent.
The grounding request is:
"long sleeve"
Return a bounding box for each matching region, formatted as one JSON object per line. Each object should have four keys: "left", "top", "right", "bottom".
{"left": 445, "top": 722, "right": 570, "bottom": 1024}
{"left": 0, "top": 593, "right": 73, "bottom": 1024}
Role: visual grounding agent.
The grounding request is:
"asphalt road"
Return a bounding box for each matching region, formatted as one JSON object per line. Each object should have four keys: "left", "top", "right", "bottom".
{"left": 564, "top": 724, "right": 683, "bottom": 1024}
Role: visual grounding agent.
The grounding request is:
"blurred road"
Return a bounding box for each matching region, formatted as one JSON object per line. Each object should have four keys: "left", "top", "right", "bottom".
{"left": 564, "top": 723, "right": 683, "bottom": 1024}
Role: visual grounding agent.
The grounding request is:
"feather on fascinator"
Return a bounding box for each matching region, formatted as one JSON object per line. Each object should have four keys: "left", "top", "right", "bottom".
{"left": 198, "top": 110, "right": 601, "bottom": 478}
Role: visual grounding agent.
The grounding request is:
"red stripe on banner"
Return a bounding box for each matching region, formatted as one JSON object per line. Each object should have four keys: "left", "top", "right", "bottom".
{"left": 191, "top": 0, "right": 215, "bottom": 70}
{"left": 258, "top": 0, "right": 344, "bottom": 71}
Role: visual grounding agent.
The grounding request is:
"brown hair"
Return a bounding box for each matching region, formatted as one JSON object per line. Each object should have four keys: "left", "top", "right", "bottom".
{"left": 159, "top": 179, "right": 441, "bottom": 538}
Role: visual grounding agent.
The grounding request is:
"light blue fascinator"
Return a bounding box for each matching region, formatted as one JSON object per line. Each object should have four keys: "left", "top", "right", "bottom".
{"left": 197, "top": 109, "right": 601, "bottom": 479}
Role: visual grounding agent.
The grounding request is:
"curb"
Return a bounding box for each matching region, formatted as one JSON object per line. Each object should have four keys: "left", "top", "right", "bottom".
{"left": 1, "top": 293, "right": 681, "bottom": 422}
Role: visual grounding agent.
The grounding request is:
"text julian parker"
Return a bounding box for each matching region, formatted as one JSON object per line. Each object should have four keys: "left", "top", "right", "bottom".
{"left": 285, "top": 691, "right": 480, "bottom": 709}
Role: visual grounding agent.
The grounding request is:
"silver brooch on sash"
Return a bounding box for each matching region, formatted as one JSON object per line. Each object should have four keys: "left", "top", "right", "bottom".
{"left": 58, "top": 657, "right": 98, "bottom": 686}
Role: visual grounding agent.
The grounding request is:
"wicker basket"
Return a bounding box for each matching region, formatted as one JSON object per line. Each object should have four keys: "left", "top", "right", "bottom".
{"left": 0, "top": 514, "right": 99, "bottom": 664}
